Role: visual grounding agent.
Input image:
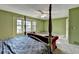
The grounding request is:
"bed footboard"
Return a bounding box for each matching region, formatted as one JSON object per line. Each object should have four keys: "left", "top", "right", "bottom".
{"left": 27, "top": 33, "right": 59, "bottom": 50}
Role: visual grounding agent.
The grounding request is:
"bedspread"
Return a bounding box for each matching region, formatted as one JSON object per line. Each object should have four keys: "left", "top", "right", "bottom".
{"left": 0, "top": 35, "right": 50, "bottom": 54}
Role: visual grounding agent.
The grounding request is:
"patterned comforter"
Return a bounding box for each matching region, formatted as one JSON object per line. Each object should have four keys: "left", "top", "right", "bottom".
{"left": 0, "top": 35, "right": 50, "bottom": 54}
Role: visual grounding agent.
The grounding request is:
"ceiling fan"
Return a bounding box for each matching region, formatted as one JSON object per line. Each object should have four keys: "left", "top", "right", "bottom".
{"left": 37, "top": 10, "right": 49, "bottom": 18}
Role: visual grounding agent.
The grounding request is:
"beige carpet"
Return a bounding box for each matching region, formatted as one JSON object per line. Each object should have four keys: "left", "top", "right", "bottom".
{"left": 53, "top": 48, "right": 66, "bottom": 54}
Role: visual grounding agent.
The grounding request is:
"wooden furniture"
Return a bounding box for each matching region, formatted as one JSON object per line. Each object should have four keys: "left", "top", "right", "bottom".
{"left": 27, "top": 33, "right": 59, "bottom": 51}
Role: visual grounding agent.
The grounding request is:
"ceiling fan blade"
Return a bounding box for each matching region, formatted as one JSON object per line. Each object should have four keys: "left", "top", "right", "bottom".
{"left": 37, "top": 10, "right": 44, "bottom": 14}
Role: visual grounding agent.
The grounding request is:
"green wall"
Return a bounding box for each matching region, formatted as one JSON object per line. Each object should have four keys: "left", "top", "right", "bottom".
{"left": 36, "top": 20, "right": 44, "bottom": 32}
{"left": 0, "top": 11, "right": 13, "bottom": 39}
{"left": 0, "top": 10, "right": 45, "bottom": 40}
{"left": 43, "top": 17, "right": 67, "bottom": 35}
{"left": 52, "top": 18, "right": 66, "bottom": 35}
{"left": 43, "top": 20, "right": 49, "bottom": 32}
{"left": 69, "top": 7, "right": 79, "bottom": 45}
{"left": 0, "top": 10, "right": 24, "bottom": 40}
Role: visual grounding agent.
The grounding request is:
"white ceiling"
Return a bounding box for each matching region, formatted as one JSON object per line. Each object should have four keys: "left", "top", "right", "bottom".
{"left": 0, "top": 4, "right": 79, "bottom": 20}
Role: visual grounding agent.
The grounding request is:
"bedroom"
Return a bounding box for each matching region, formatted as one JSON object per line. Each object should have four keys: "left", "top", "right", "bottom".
{"left": 0, "top": 4, "right": 79, "bottom": 54}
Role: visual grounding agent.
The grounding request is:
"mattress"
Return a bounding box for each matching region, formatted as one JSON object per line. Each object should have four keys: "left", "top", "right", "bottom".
{"left": 0, "top": 35, "right": 50, "bottom": 54}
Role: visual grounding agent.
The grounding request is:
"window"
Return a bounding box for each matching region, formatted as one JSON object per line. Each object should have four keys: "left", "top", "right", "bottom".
{"left": 32, "top": 21, "right": 36, "bottom": 32}
{"left": 26, "top": 20, "right": 31, "bottom": 32}
{"left": 17, "top": 19, "right": 22, "bottom": 34}
{"left": 17, "top": 17, "right": 37, "bottom": 34}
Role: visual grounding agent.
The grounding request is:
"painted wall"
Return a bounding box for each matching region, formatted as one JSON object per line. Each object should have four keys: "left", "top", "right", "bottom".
{"left": 43, "top": 20, "right": 49, "bottom": 32}
{"left": 52, "top": 18, "right": 66, "bottom": 35}
{"left": 36, "top": 20, "right": 44, "bottom": 32}
{"left": 0, "top": 10, "right": 13, "bottom": 39}
{"left": 69, "top": 7, "right": 79, "bottom": 45}
{"left": 0, "top": 10, "right": 45, "bottom": 40}
{"left": 0, "top": 10, "right": 24, "bottom": 40}
{"left": 43, "top": 17, "right": 67, "bottom": 35}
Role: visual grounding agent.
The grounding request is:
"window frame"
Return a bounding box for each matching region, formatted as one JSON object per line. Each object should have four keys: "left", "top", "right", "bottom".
{"left": 16, "top": 18, "right": 23, "bottom": 34}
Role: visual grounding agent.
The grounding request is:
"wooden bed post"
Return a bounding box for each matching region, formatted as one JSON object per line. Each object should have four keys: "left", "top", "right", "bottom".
{"left": 49, "top": 4, "right": 52, "bottom": 39}
{"left": 24, "top": 16, "right": 26, "bottom": 35}
{"left": 48, "top": 4, "right": 52, "bottom": 53}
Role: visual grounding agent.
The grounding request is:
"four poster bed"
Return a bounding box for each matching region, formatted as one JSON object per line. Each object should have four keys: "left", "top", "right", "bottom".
{"left": 0, "top": 4, "right": 58, "bottom": 54}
